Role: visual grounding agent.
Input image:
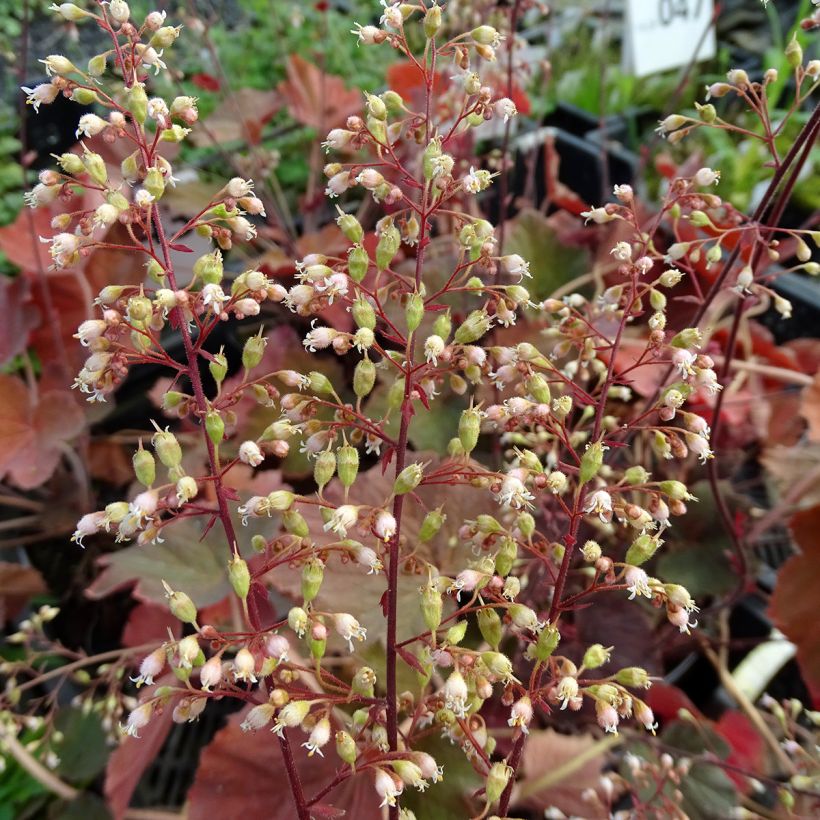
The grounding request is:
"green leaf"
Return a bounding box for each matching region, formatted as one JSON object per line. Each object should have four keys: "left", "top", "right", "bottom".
{"left": 401, "top": 734, "right": 481, "bottom": 818}
{"left": 503, "top": 210, "right": 591, "bottom": 301}
{"left": 54, "top": 708, "right": 110, "bottom": 783}
{"left": 86, "top": 515, "right": 263, "bottom": 608}
{"left": 656, "top": 480, "right": 735, "bottom": 599}
{"left": 679, "top": 761, "right": 738, "bottom": 820}
{"left": 49, "top": 793, "right": 111, "bottom": 820}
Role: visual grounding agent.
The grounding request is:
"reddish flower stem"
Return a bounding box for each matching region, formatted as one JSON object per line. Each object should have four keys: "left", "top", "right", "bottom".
{"left": 277, "top": 731, "right": 311, "bottom": 820}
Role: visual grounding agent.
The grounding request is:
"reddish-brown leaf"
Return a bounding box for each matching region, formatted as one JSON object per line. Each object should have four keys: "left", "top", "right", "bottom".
{"left": 715, "top": 711, "right": 764, "bottom": 792}
{"left": 0, "top": 375, "right": 85, "bottom": 490}
{"left": 769, "top": 505, "right": 820, "bottom": 704}
{"left": 188, "top": 713, "right": 381, "bottom": 819}
{"left": 277, "top": 54, "right": 361, "bottom": 131}
{"left": 0, "top": 563, "right": 46, "bottom": 622}
{"left": 104, "top": 695, "right": 175, "bottom": 819}
{"left": 191, "top": 88, "right": 281, "bottom": 147}
{"left": 121, "top": 602, "right": 181, "bottom": 648}
{"left": 513, "top": 728, "right": 610, "bottom": 818}
{"left": 800, "top": 371, "right": 820, "bottom": 443}
{"left": 0, "top": 276, "right": 39, "bottom": 366}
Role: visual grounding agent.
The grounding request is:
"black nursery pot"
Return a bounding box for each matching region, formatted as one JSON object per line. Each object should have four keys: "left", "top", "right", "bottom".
{"left": 21, "top": 79, "right": 92, "bottom": 169}
{"left": 498, "top": 123, "right": 638, "bottom": 216}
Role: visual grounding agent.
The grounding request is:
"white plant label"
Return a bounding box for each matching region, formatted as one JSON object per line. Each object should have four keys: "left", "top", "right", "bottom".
{"left": 623, "top": 0, "right": 717, "bottom": 78}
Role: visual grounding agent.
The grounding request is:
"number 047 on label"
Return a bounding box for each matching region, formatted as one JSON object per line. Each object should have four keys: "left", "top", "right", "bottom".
{"left": 623, "top": 0, "right": 716, "bottom": 78}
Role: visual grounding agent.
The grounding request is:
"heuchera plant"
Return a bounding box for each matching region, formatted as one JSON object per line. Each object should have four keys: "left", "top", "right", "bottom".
{"left": 14, "top": 0, "right": 820, "bottom": 817}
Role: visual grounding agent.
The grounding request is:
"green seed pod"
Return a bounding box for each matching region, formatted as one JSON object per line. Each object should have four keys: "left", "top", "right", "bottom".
{"left": 405, "top": 292, "right": 424, "bottom": 332}
{"left": 133, "top": 443, "right": 156, "bottom": 487}
{"left": 336, "top": 444, "right": 359, "bottom": 488}
{"left": 282, "top": 509, "right": 309, "bottom": 538}
{"left": 472, "top": 25, "right": 499, "bottom": 45}
{"left": 193, "top": 251, "right": 223, "bottom": 285}
{"left": 482, "top": 651, "right": 513, "bottom": 681}
{"left": 458, "top": 406, "right": 482, "bottom": 453}
{"left": 71, "top": 87, "right": 98, "bottom": 105}
{"left": 347, "top": 245, "right": 369, "bottom": 283}
{"left": 82, "top": 150, "right": 108, "bottom": 186}
{"left": 152, "top": 427, "right": 182, "bottom": 468}
{"left": 308, "top": 371, "right": 334, "bottom": 395}
{"left": 161, "top": 125, "right": 191, "bottom": 143}
{"left": 432, "top": 309, "right": 451, "bottom": 340}
{"left": 524, "top": 373, "right": 552, "bottom": 404}
{"left": 228, "top": 555, "right": 250, "bottom": 600}
{"left": 453, "top": 310, "right": 491, "bottom": 344}
{"left": 446, "top": 620, "right": 468, "bottom": 645}
{"left": 353, "top": 359, "right": 376, "bottom": 398}
{"left": 659, "top": 480, "right": 692, "bottom": 500}
{"left": 697, "top": 102, "right": 717, "bottom": 123}
{"left": 447, "top": 437, "right": 464, "bottom": 458}
{"left": 309, "top": 632, "right": 326, "bottom": 661}
{"left": 128, "top": 83, "right": 148, "bottom": 124}
{"left": 624, "top": 465, "right": 650, "bottom": 485}
{"left": 301, "top": 557, "right": 325, "bottom": 604}
{"left": 87, "top": 52, "right": 107, "bottom": 76}
{"left": 209, "top": 349, "right": 228, "bottom": 385}
{"left": 394, "top": 462, "right": 423, "bottom": 495}
{"left": 164, "top": 583, "right": 197, "bottom": 625}
{"left": 251, "top": 534, "right": 267, "bottom": 553}
{"left": 579, "top": 440, "right": 606, "bottom": 484}
{"left": 625, "top": 534, "right": 661, "bottom": 566}
{"left": 420, "top": 582, "right": 442, "bottom": 633}
{"left": 785, "top": 35, "right": 803, "bottom": 69}
{"left": 337, "top": 211, "right": 364, "bottom": 244}
{"left": 532, "top": 624, "right": 560, "bottom": 661}
{"left": 117, "top": 150, "right": 139, "bottom": 185}
{"left": 419, "top": 506, "right": 445, "bottom": 542}
{"left": 422, "top": 137, "right": 443, "bottom": 181}
{"left": 381, "top": 90, "right": 403, "bottom": 116}
{"left": 494, "top": 536, "right": 517, "bottom": 576}
{"left": 335, "top": 730, "right": 357, "bottom": 766}
{"left": 364, "top": 92, "right": 387, "bottom": 120}
{"left": 477, "top": 607, "right": 503, "bottom": 649}
{"left": 145, "top": 258, "right": 166, "bottom": 285}
{"left": 144, "top": 166, "right": 165, "bottom": 200}
{"left": 582, "top": 643, "right": 612, "bottom": 670}
{"left": 375, "top": 222, "right": 400, "bottom": 272}
{"left": 387, "top": 378, "right": 405, "bottom": 411}
{"left": 57, "top": 152, "right": 85, "bottom": 175}
{"left": 615, "top": 666, "right": 651, "bottom": 688}
{"left": 205, "top": 410, "right": 224, "bottom": 446}
{"left": 423, "top": 3, "right": 441, "bottom": 38}
{"left": 517, "top": 512, "right": 535, "bottom": 538}
{"left": 485, "top": 762, "right": 512, "bottom": 805}
{"left": 670, "top": 327, "right": 702, "bottom": 349}
{"left": 309, "top": 451, "right": 334, "bottom": 493}
{"left": 475, "top": 515, "right": 502, "bottom": 534}
{"left": 242, "top": 332, "right": 266, "bottom": 371}
{"left": 351, "top": 295, "right": 376, "bottom": 329}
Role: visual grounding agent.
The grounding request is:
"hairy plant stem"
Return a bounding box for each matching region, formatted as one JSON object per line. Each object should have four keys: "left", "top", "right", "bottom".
{"left": 385, "top": 43, "right": 436, "bottom": 819}
{"left": 151, "top": 210, "right": 239, "bottom": 558}
{"left": 278, "top": 731, "right": 311, "bottom": 820}
{"left": 498, "top": 263, "right": 639, "bottom": 816}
